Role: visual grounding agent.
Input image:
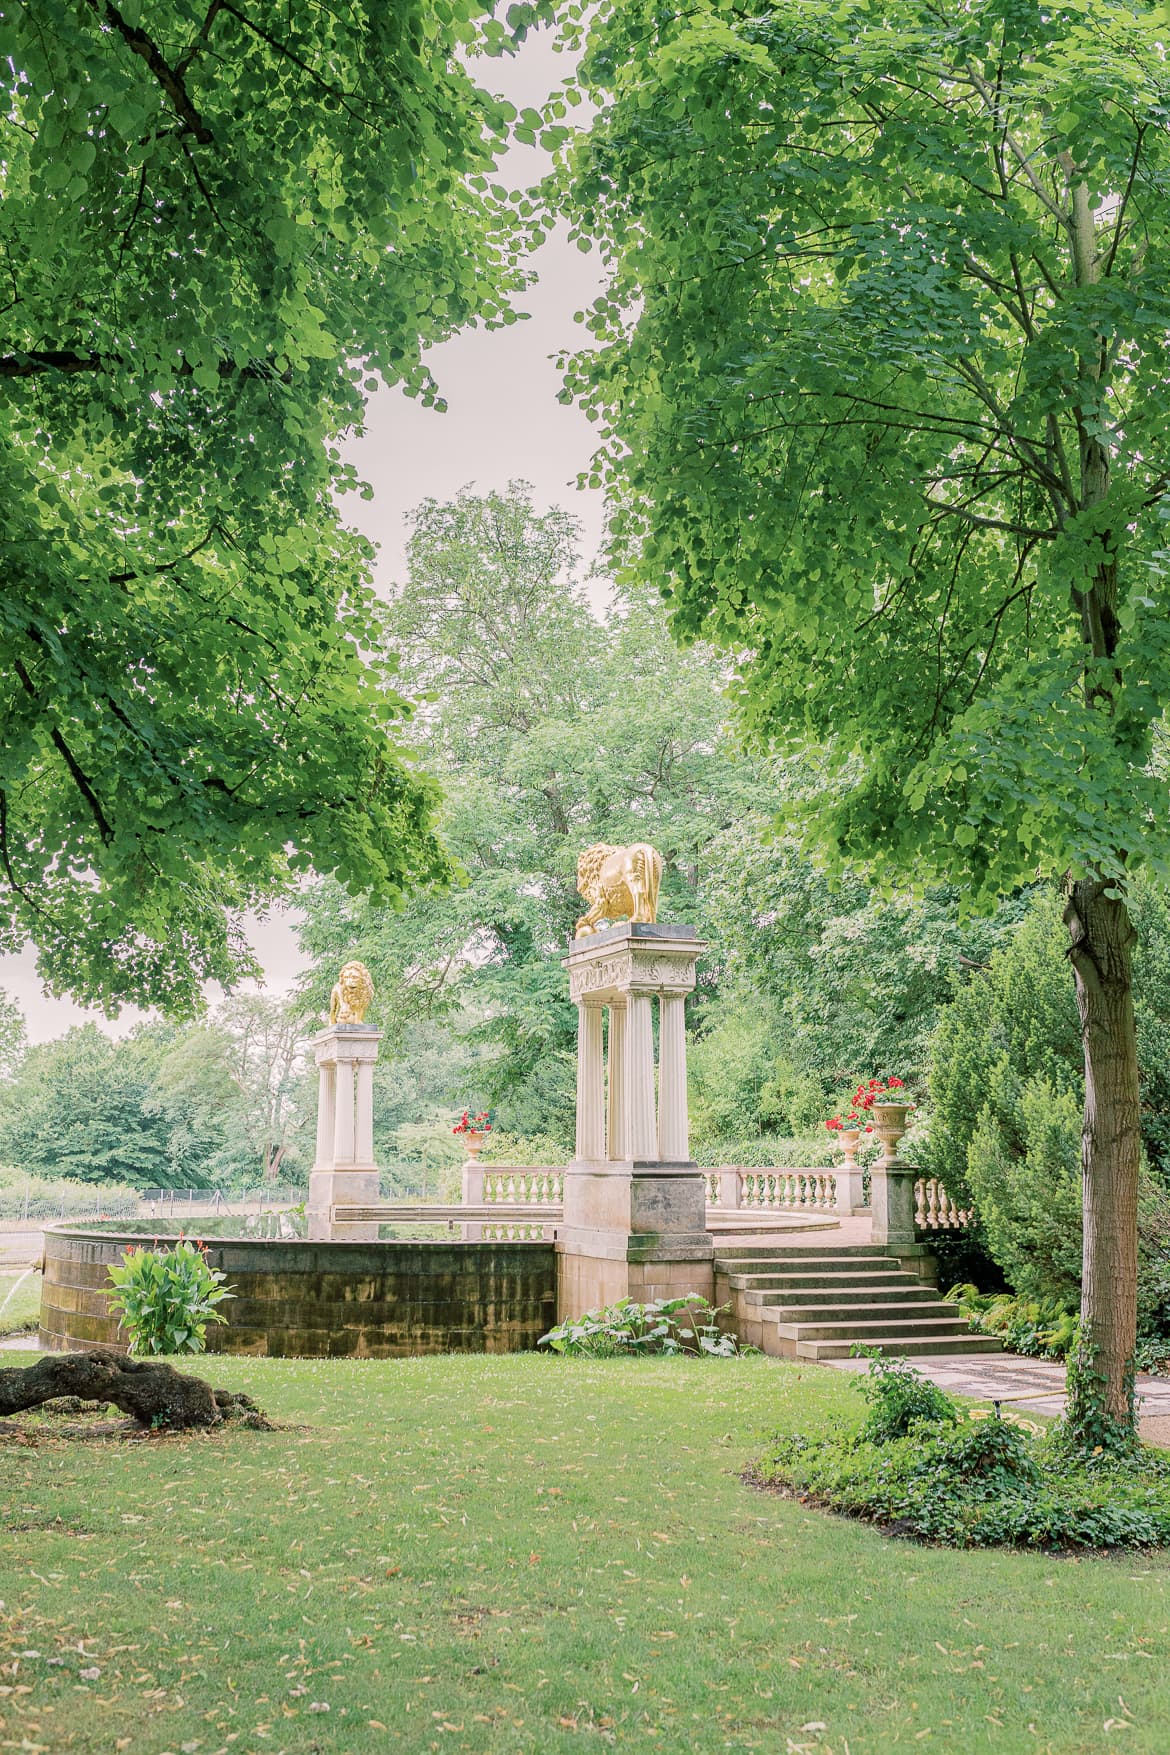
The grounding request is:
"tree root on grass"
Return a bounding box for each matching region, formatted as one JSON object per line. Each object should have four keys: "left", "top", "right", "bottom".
{"left": 0, "top": 1347, "right": 272, "bottom": 1433}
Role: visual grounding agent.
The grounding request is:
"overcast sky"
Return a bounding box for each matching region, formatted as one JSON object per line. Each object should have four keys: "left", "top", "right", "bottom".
{"left": 1, "top": 29, "right": 607, "bottom": 1044}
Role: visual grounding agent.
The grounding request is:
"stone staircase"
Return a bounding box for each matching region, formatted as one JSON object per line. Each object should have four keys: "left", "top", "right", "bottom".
{"left": 715, "top": 1243, "right": 1001, "bottom": 1361}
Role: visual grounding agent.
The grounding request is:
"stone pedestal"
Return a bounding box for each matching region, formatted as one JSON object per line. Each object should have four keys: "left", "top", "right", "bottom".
{"left": 307, "top": 1024, "right": 382, "bottom": 1240}
{"left": 557, "top": 924, "right": 712, "bottom": 1314}
{"left": 870, "top": 1161, "right": 918, "bottom": 1247}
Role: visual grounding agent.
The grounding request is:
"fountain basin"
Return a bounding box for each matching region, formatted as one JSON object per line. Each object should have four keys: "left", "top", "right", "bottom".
{"left": 39, "top": 1221, "right": 557, "bottom": 1358}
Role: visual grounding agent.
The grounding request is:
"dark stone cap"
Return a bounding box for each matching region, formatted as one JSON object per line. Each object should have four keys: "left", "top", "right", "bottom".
{"left": 570, "top": 922, "right": 700, "bottom": 948}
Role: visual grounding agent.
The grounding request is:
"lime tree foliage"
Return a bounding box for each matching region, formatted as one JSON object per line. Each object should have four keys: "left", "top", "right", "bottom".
{"left": 558, "top": 0, "right": 1170, "bottom": 1442}
{"left": 0, "top": 990, "right": 25, "bottom": 1081}
{"left": 0, "top": 999, "right": 317, "bottom": 1190}
{"left": 297, "top": 482, "right": 1054, "bottom": 1161}
{"left": 0, "top": 2, "right": 542, "bottom": 1014}
{"left": 296, "top": 482, "right": 766, "bottom": 1147}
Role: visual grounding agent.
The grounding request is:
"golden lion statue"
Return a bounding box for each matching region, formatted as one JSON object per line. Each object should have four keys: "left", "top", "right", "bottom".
{"left": 329, "top": 960, "right": 374, "bottom": 1025}
{"left": 575, "top": 843, "right": 663, "bottom": 938}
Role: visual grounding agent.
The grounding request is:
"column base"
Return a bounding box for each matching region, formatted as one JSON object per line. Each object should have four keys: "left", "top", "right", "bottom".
{"left": 556, "top": 1240, "right": 715, "bottom": 1317}
{"left": 308, "top": 1166, "right": 380, "bottom": 1240}
{"left": 557, "top": 1159, "right": 714, "bottom": 1316}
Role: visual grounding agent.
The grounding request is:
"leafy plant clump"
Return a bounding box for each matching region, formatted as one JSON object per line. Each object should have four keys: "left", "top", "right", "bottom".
{"left": 757, "top": 1354, "right": 1170, "bottom": 1550}
{"left": 854, "top": 1349, "right": 962, "bottom": 1443}
{"left": 539, "top": 1296, "right": 752, "bottom": 1359}
{"left": 106, "top": 1242, "right": 234, "bottom": 1356}
{"left": 948, "top": 1286, "right": 1170, "bottom": 1375}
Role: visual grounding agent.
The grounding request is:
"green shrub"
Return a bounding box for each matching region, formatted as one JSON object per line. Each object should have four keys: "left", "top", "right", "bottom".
{"left": 690, "top": 1132, "right": 838, "bottom": 1169}
{"left": 760, "top": 1355, "right": 1170, "bottom": 1550}
{"left": 965, "top": 1073, "right": 1084, "bottom": 1303}
{"left": 106, "top": 1241, "right": 234, "bottom": 1355}
{"left": 539, "top": 1296, "right": 750, "bottom": 1359}
{"left": 926, "top": 886, "right": 1170, "bottom": 1320}
{"left": 854, "top": 1350, "right": 961, "bottom": 1441}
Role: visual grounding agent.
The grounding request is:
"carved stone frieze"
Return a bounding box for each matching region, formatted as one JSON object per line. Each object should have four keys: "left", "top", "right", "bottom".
{"left": 568, "top": 948, "right": 697, "bottom": 1001}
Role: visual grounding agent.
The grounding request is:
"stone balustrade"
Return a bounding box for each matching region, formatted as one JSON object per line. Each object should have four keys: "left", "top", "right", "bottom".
{"left": 704, "top": 1167, "right": 838, "bottom": 1213}
{"left": 461, "top": 1165, "right": 564, "bottom": 1206}
{"left": 914, "top": 1176, "right": 973, "bottom": 1230}
{"left": 458, "top": 1160, "right": 970, "bottom": 1230}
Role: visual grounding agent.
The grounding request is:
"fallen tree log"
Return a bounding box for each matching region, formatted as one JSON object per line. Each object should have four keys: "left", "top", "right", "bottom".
{"left": 0, "top": 1348, "right": 267, "bottom": 1430}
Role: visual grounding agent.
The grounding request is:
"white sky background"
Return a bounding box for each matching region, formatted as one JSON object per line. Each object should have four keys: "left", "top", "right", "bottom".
{"left": 0, "top": 28, "right": 607, "bottom": 1044}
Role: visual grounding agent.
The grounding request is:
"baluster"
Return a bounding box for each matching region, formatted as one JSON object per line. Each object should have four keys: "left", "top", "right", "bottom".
{"left": 914, "top": 1179, "right": 926, "bottom": 1227}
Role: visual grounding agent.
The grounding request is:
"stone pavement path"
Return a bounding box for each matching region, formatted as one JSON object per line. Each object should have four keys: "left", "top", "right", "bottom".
{"left": 826, "top": 1353, "right": 1170, "bottom": 1445}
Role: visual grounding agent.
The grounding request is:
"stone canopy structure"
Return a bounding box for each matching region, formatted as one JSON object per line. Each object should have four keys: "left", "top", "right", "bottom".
{"left": 308, "top": 961, "right": 381, "bottom": 1239}
{"left": 559, "top": 921, "right": 713, "bottom": 1314}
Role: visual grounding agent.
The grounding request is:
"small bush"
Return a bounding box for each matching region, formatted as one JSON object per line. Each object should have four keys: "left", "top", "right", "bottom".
{"left": 758, "top": 1353, "right": 1170, "bottom": 1550}
{"left": 539, "top": 1296, "right": 751, "bottom": 1359}
{"left": 854, "top": 1349, "right": 960, "bottom": 1442}
{"left": 106, "top": 1241, "right": 234, "bottom": 1355}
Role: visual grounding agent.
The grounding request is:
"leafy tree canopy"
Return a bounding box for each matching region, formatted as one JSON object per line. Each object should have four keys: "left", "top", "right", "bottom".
{"left": 0, "top": 2, "right": 535, "bottom": 1011}
{"left": 558, "top": 0, "right": 1170, "bottom": 897}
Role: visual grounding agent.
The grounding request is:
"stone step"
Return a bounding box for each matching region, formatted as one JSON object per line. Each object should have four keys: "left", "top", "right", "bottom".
{"left": 772, "top": 1313, "right": 976, "bottom": 1343}
{"left": 795, "top": 1333, "right": 1003, "bottom": 1361}
{"left": 714, "top": 1244, "right": 891, "bottom": 1261}
{"left": 743, "top": 1285, "right": 941, "bottom": 1309}
{"left": 716, "top": 1253, "right": 912, "bottom": 1274}
{"left": 725, "top": 1270, "right": 921, "bottom": 1292}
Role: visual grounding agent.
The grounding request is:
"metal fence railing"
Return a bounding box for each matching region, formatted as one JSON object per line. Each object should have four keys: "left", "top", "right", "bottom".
{"left": 0, "top": 1185, "right": 304, "bottom": 1224}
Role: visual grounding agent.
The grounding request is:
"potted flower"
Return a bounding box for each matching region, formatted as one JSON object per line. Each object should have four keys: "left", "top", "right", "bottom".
{"left": 825, "top": 1110, "right": 873, "bottom": 1169}
{"left": 453, "top": 1109, "right": 493, "bottom": 1160}
{"left": 856, "top": 1078, "right": 914, "bottom": 1164}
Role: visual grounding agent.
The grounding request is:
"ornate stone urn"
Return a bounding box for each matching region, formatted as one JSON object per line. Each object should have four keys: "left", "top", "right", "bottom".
{"left": 463, "top": 1130, "right": 487, "bottom": 1163}
{"left": 871, "top": 1102, "right": 913, "bottom": 1167}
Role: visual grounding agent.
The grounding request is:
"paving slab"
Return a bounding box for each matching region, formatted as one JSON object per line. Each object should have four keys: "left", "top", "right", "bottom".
{"left": 825, "top": 1351, "right": 1170, "bottom": 1444}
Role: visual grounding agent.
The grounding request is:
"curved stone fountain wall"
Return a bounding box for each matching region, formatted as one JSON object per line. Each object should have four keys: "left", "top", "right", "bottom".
{"left": 39, "top": 1225, "right": 557, "bottom": 1358}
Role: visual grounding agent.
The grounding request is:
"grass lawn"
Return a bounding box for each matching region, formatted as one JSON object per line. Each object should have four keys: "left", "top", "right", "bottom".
{"left": 2, "top": 1351, "right": 1169, "bottom": 1755}
{"left": 0, "top": 1268, "right": 41, "bottom": 1338}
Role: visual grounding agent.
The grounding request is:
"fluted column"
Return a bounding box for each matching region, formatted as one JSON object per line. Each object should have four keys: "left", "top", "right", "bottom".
{"left": 333, "top": 1059, "right": 356, "bottom": 1166}
{"left": 657, "top": 991, "right": 689, "bottom": 1161}
{"left": 606, "top": 1003, "right": 627, "bottom": 1161}
{"left": 625, "top": 991, "right": 658, "bottom": 1161}
{"left": 315, "top": 1063, "right": 336, "bottom": 1169}
{"left": 355, "top": 1060, "right": 375, "bottom": 1165}
{"left": 575, "top": 1002, "right": 605, "bottom": 1161}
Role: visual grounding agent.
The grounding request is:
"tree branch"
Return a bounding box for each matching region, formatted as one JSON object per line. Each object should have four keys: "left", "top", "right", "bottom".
{"left": 97, "top": 1, "right": 214, "bottom": 144}
{"left": 0, "top": 350, "right": 289, "bottom": 382}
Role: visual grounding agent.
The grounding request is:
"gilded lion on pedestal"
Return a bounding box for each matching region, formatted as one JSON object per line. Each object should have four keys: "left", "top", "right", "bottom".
{"left": 329, "top": 960, "right": 374, "bottom": 1025}
{"left": 575, "top": 843, "right": 663, "bottom": 938}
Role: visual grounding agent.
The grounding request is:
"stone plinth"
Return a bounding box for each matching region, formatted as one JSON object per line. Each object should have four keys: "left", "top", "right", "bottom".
{"left": 307, "top": 1023, "right": 382, "bottom": 1239}
{"left": 870, "top": 1160, "right": 918, "bottom": 1247}
{"left": 558, "top": 924, "right": 713, "bottom": 1314}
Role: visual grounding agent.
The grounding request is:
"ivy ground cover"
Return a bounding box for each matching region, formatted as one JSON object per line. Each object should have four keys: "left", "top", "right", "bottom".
{"left": 3, "top": 1353, "right": 1170, "bottom": 1753}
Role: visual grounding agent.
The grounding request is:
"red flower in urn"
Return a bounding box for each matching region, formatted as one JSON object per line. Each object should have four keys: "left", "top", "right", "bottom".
{"left": 453, "top": 1109, "right": 493, "bottom": 1136}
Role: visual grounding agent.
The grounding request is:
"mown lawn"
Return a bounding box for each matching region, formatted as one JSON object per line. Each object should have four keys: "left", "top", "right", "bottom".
{"left": 0, "top": 1269, "right": 41, "bottom": 1338}
{"left": 2, "top": 1350, "right": 1169, "bottom": 1755}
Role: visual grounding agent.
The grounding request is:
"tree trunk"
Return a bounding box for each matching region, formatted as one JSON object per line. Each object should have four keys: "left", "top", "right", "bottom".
{"left": 0, "top": 1348, "right": 267, "bottom": 1430}
{"left": 1063, "top": 877, "right": 1140, "bottom": 1443}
